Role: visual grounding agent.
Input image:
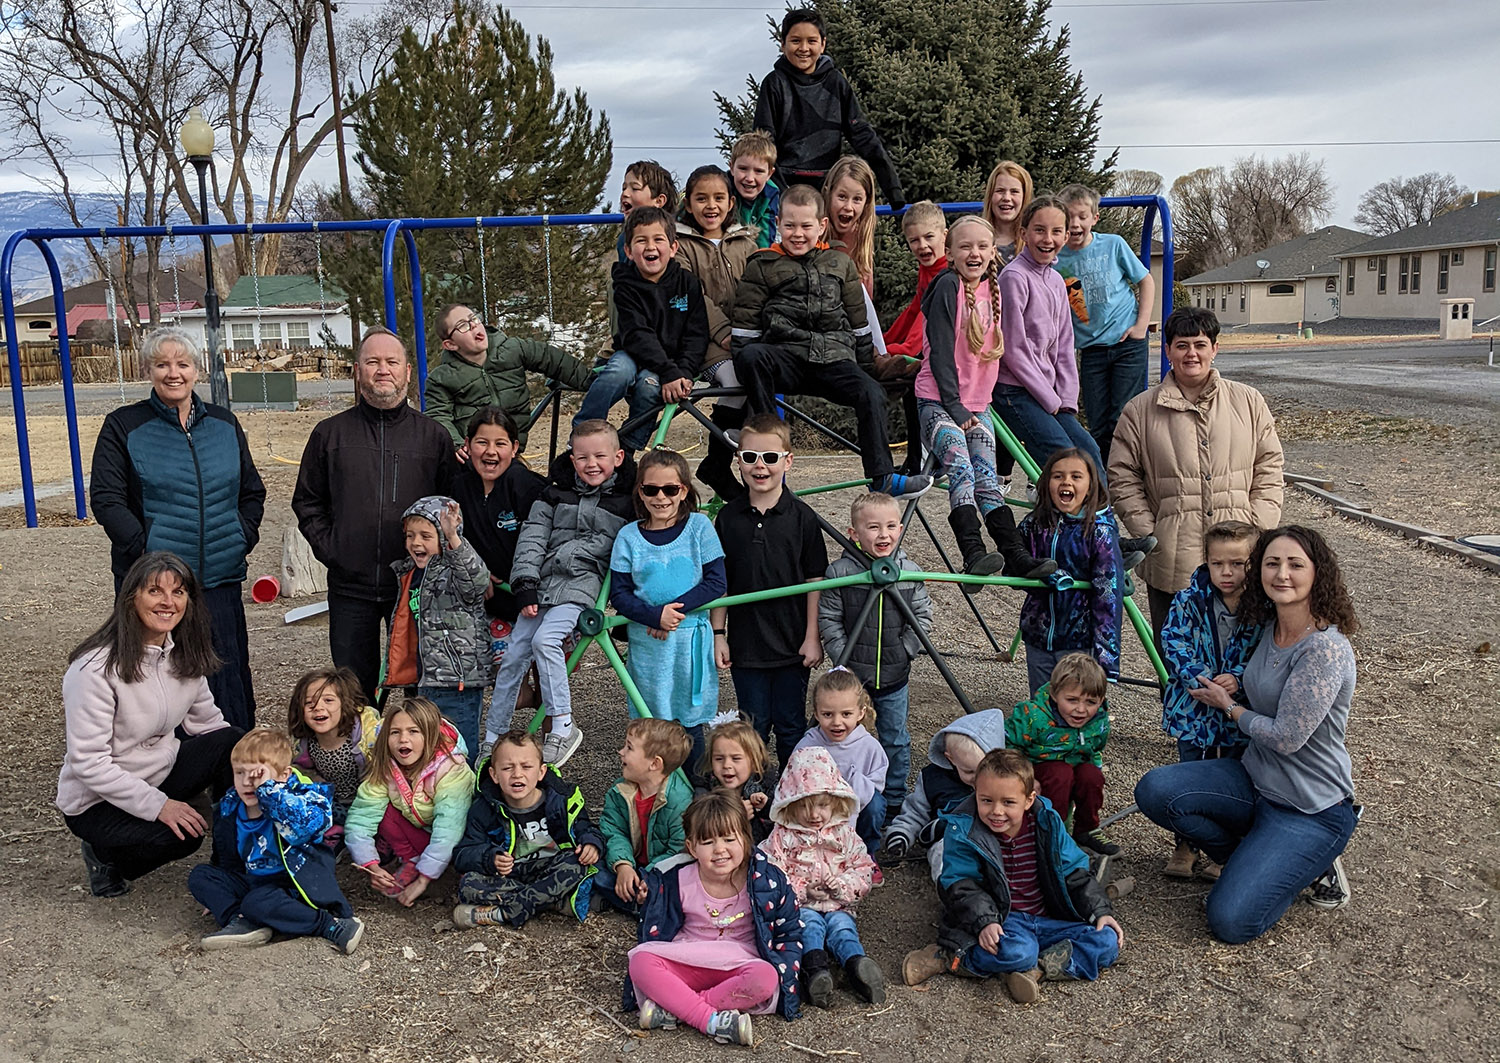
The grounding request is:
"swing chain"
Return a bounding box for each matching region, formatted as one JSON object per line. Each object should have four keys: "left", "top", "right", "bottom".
{"left": 165, "top": 226, "right": 182, "bottom": 319}
{"left": 475, "top": 217, "right": 489, "bottom": 325}
{"left": 247, "top": 223, "right": 272, "bottom": 435}
{"left": 542, "top": 215, "right": 555, "bottom": 340}
{"left": 311, "top": 220, "right": 334, "bottom": 408}
{"left": 102, "top": 228, "right": 126, "bottom": 403}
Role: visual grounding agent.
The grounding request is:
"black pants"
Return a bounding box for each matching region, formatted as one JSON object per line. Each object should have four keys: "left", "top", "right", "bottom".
{"left": 63, "top": 726, "right": 242, "bottom": 882}
{"left": 734, "top": 343, "right": 894, "bottom": 481}
{"left": 328, "top": 591, "right": 395, "bottom": 705}
{"left": 203, "top": 582, "right": 256, "bottom": 730}
{"left": 1147, "top": 583, "right": 1174, "bottom": 656}
{"left": 189, "top": 866, "right": 336, "bottom": 936}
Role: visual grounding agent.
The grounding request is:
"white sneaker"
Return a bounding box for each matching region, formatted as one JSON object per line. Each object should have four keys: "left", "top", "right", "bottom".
{"left": 706, "top": 1009, "right": 752, "bottom": 1045}
{"left": 542, "top": 726, "right": 583, "bottom": 767}
{"left": 638, "top": 998, "right": 679, "bottom": 1030}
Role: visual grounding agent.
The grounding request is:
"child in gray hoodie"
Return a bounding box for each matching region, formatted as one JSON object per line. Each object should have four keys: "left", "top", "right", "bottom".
{"left": 882, "top": 708, "right": 1008, "bottom": 880}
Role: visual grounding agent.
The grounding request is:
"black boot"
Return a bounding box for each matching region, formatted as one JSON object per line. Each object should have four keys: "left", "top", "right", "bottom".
{"left": 843, "top": 954, "right": 888, "bottom": 1004}
{"left": 947, "top": 505, "right": 1003, "bottom": 595}
{"left": 984, "top": 505, "right": 1056, "bottom": 579}
{"left": 803, "top": 948, "right": 835, "bottom": 1008}
{"left": 696, "top": 401, "right": 747, "bottom": 502}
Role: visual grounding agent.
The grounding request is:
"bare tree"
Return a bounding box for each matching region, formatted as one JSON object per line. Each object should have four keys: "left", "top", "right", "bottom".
{"left": 1169, "top": 166, "right": 1233, "bottom": 277}
{"left": 1099, "top": 168, "right": 1163, "bottom": 249}
{"left": 1354, "top": 172, "right": 1471, "bottom": 236}
{"left": 1170, "top": 153, "right": 1334, "bottom": 278}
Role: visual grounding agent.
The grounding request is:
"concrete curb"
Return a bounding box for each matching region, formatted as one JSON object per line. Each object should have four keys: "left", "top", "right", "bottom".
{"left": 1291, "top": 483, "right": 1500, "bottom": 576}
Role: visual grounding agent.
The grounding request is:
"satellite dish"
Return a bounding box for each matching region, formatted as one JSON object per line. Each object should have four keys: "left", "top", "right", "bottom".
{"left": 1256, "top": 259, "right": 1271, "bottom": 269}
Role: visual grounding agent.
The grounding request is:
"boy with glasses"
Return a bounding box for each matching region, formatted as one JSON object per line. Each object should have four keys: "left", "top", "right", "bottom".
{"left": 711, "top": 414, "right": 828, "bottom": 774}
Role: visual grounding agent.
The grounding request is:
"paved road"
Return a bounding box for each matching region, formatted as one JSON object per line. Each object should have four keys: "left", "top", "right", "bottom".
{"left": 0, "top": 379, "right": 356, "bottom": 418}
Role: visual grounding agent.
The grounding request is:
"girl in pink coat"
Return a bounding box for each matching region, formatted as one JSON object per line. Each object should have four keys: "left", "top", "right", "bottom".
{"left": 759, "top": 746, "right": 886, "bottom": 1008}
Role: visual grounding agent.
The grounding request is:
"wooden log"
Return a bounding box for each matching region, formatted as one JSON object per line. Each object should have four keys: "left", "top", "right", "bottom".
{"left": 1292, "top": 483, "right": 1373, "bottom": 512}
{"left": 1417, "top": 536, "right": 1500, "bottom": 575}
{"left": 1331, "top": 506, "right": 1449, "bottom": 541}
{"left": 1284, "top": 471, "right": 1335, "bottom": 489}
{"left": 281, "top": 524, "right": 328, "bottom": 597}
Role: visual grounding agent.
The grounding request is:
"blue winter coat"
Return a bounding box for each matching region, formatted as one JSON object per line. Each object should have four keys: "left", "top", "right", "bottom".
{"left": 210, "top": 770, "right": 351, "bottom": 916}
{"left": 1160, "top": 564, "right": 1264, "bottom": 749}
{"left": 1019, "top": 508, "right": 1124, "bottom": 681}
{"left": 623, "top": 849, "right": 804, "bottom": 1020}
{"left": 91, "top": 392, "right": 265, "bottom": 589}
{"left": 936, "top": 794, "right": 1110, "bottom": 954}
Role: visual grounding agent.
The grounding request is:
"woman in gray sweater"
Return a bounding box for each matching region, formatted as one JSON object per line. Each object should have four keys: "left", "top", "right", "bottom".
{"left": 1135, "top": 525, "right": 1359, "bottom": 944}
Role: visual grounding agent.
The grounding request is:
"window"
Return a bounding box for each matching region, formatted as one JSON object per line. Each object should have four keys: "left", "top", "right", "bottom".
{"left": 1452, "top": 249, "right": 1465, "bottom": 266}
{"left": 1268, "top": 283, "right": 1295, "bottom": 296}
{"left": 27, "top": 320, "right": 50, "bottom": 330}
{"left": 262, "top": 321, "right": 285, "bottom": 348}
{"left": 1346, "top": 259, "right": 1355, "bottom": 295}
{"left": 1438, "top": 253, "right": 1449, "bottom": 294}
{"left": 1377, "top": 257, "right": 1388, "bottom": 294}
{"left": 1411, "top": 254, "right": 1421, "bottom": 294}
{"left": 230, "top": 322, "right": 255, "bottom": 350}
{"left": 1486, "top": 248, "right": 1496, "bottom": 292}
{"left": 1240, "top": 283, "right": 1247, "bottom": 311}
{"left": 287, "top": 322, "right": 311, "bottom": 348}
{"left": 1325, "top": 278, "right": 1337, "bottom": 293}
{"left": 1220, "top": 289, "right": 1227, "bottom": 309}
{"left": 1367, "top": 257, "right": 1378, "bottom": 271}
{"left": 1398, "top": 255, "right": 1409, "bottom": 293}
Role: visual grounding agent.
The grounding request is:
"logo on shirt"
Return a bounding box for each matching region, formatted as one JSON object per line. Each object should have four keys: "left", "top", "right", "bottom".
{"left": 496, "top": 508, "right": 518, "bottom": 532}
{"left": 669, "top": 294, "right": 689, "bottom": 313}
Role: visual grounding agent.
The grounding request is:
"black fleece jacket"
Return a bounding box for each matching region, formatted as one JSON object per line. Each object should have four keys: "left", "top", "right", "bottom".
{"left": 610, "top": 259, "right": 710, "bottom": 385}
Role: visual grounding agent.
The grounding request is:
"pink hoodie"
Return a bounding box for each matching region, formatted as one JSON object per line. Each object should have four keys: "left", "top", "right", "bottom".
{"left": 995, "top": 247, "right": 1079, "bottom": 414}
{"left": 758, "top": 747, "right": 876, "bottom": 912}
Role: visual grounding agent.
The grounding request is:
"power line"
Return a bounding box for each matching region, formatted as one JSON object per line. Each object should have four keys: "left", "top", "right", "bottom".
{"left": 613, "top": 138, "right": 1500, "bottom": 150}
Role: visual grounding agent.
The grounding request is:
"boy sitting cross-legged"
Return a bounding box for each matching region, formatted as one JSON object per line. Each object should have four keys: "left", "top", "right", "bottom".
{"left": 595, "top": 718, "right": 696, "bottom": 914}
{"left": 903, "top": 748, "right": 1122, "bottom": 1004}
{"left": 451, "top": 728, "right": 602, "bottom": 929}
{"left": 188, "top": 728, "right": 364, "bottom": 954}
{"left": 730, "top": 183, "right": 932, "bottom": 501}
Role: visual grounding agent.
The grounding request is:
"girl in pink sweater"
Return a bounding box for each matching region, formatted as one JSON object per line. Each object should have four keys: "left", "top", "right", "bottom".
{"left": 916, "top": 216, "right": 1053, "bottom": 584}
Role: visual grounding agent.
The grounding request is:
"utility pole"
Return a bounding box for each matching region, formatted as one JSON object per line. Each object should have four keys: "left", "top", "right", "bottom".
{"left": 322, "top": 0, "right": 360, "bottom": 338}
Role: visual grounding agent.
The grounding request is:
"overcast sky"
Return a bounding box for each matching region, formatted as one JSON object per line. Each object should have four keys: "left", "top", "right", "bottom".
{"left": 2, "top": 0, "right": 1497, "bottom": 233}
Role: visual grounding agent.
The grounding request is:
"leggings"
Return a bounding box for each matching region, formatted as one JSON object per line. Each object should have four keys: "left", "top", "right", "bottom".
{"left": 918, "top": 399, "right": 1005, "bottom": 514}
{"left": 628, "top": 951, "right": 778, "bottom": 1032}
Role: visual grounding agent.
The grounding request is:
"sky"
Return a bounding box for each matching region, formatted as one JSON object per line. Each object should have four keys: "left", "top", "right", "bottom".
{"left": 2, "top": 0, "right": 1498, "bottom": 232}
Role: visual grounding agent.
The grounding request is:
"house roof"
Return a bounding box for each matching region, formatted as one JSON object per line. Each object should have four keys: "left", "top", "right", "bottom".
{"left": 14, "top": 274, "right": 208, "bottom": 315}
{"left": 55, "top": 302, "right": 197, "bottom": 338}
{"left": 223, "top": 274, "right": 346, "bottom": 307}
{"left": 1334, "top": 196, "right": 1500, "bottom": 257}
{"left": 1183, "top": 226, "right": 1371, "bottom": 285}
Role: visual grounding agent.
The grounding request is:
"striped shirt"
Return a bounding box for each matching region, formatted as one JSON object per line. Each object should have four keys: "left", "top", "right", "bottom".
{"left": 997, "top": 812, "right": 1045, "bottom": 915}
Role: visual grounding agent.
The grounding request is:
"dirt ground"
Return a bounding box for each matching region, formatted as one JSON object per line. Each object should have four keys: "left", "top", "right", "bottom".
{"left": 0, "top": 381, "right": 1496, "bottom": 1063}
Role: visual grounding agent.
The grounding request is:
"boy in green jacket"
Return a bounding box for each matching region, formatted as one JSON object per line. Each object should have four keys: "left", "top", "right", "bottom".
{"left": 595, "top": 718, "right": 695, "bottom": 914}
{"left": 1006, "top": 653, "right": 1115, "bottom": 857}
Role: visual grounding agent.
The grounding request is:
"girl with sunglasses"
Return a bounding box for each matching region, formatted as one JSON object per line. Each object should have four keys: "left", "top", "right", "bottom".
{"left": 610, "top": 450, "right": 728, "bottom": 777}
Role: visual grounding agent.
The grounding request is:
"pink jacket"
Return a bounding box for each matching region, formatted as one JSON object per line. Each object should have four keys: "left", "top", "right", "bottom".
{"left": 758, "top": 747, "right": 876, "bottom": 912}
{"left": 56, "top": 639, "right": 228, "bottom": 820}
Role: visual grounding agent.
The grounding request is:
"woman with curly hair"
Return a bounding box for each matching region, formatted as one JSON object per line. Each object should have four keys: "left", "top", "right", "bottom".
{"left": 1134, "top": 525, "right": 1360, "bottom": 944}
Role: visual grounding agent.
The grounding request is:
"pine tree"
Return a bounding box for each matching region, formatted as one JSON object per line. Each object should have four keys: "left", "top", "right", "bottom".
{"left": 332, "top": 1, "right": 613, "bottom": 357}
{"left": 718, "top": 0, "right": 1114, "bottom": 320}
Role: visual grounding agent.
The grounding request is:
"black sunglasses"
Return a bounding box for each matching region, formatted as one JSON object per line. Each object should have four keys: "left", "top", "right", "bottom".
{"left": 639, "top": 483, "right": 684, "bottom": 497}
{"left": 737, "top": 450, "right": 789, "bottom": 466}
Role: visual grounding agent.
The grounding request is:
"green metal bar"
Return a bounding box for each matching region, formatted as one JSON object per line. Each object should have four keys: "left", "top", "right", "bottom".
{"left": 596, "top": 628, "right": 654, "bottom": 719}
{"left": 1125, "top": 594, "right": 1168, "bottom": 686}
{"left": 792, "top": 478, "right": 873, "bottom": 497}
{"left": 1006, "top": 627, "right": 1024, "bottom": 660}
{"left": 988, "top": 405, "right": 1042, "bottom": 483}
{"left": 648, "top": 402, "right": 678, "bottom": 448}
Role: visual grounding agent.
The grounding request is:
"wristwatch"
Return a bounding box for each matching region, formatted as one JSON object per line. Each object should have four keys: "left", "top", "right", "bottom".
{"left": 713, "top": 628, "right": 727, "bottom": 636}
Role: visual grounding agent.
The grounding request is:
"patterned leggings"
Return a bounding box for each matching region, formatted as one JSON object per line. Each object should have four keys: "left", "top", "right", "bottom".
{"left": 918, "top": 399, "right": 1006, "bottom": 513}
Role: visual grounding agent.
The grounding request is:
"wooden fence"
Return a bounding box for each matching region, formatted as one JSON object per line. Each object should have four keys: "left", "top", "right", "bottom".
{"left": 0, "top": 343, "right": 345, "bottom": 387}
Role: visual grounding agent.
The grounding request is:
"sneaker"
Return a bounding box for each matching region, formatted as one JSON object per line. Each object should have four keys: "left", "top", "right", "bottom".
{"left": 80, "top": 841, "right": 130, "bottom": 898}
{"left": 1037, "top": 940, "right": 1074, "bottom": 981}
{"left": 875, "top": 472, "right": 933, "bottom": 500}
{"left": 1120, "top": 534, "right": 1158, "bottom": 559}
{"left": 870, "top": 865, "right": 885, "bottom": 887}
{"left": 201, "top": 915, "right": 273, "bottom": 951}
{"left": 1306, "top": 856, "right": 1351, "bottom": 910}
{"left": 323, "top": 915, "right": 365, "bottom": 954}
{"left": 1163, "top": 841, "right": 1197, "bottom": 879}
{"left": 901, "top": 943, "right": 956, "bottom": 986}
{"left": 1074, "top": 827, "right": 1121, "bottom": 857}
{"left": 1122, "top": 549, "right": 1148, "bottom": 572}
{"left": 705, "top": 1009, "right": 753, "bottom": 1046}
{"left": 542, "top": 725, "right": 583, "bottom": 767}
{"left": 1197, "top": 859, "right": 1223, "bottom": 882}
{"left": 1003, "top": 967, "right": 1042, "bottom": 1003}
{"left": 452, "top": 903, "right": 508, "bottom": 929}
{"left": 637, "top": 998, "right": 679, "bottom": 1030}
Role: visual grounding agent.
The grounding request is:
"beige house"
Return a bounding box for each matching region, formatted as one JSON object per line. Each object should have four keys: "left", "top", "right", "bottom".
{"left": 1182, "top": 226, "right": 1370, "bottom": 326}
{"left": 1335, "top": 197, "right": 1500, "bottom": 321}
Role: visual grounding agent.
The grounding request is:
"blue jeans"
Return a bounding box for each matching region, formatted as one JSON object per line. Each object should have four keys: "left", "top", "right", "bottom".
{"left": 800, "top": 908, "right": 865, "bottom": 963}
{"left": 574, "top": 350, "right": 661, "bottom": 451}
{"left": 991, "top": 384, "right": 1106, "bottom": 489}
{"left": 1177, "top": 739, "right": 1246, "bottom": 764}
{"left": 872, "top": 684, "right": 910, "bottom": 812}
{"left": 417, "top": 685, "right": 485, "bottom": 765}
{"left": 1023, "top": 644, "right": 1066, "bottom": 697}
{"left": 960, "top": 911, "right": 1119, "bottom": 980}
{"left": 856, "top": 790, "right": 887, "bottom": 851}
{"left": 590, "top": 863, "right": 644, "bottom": 915}
{"left": 1134, "top": 758, "right": 1358, "bottom": 944}
{"left": 1077, "top": 335, "right": 1148, "bottom": 460}
{"left": 731, "top": 665, "right": 810, "bottom": 772}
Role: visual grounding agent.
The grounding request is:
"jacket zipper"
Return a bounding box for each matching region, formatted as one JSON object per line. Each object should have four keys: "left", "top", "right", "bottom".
{"left": 376, "top": 415, "right": 386, "bottom": 589}
{"left": 1046, "top": 525, "right": 1060, "bottom": 650}
{"left": 184, "top": 422, "right": 206, "bottom": 578}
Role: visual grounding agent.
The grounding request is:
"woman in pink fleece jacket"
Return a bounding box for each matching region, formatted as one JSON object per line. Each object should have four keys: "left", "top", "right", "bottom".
{"left": 57, "top": 552, "right": 240, "bottom": 897}
{"left": 989, "top": 195, "right": 1107, "bottom": 486}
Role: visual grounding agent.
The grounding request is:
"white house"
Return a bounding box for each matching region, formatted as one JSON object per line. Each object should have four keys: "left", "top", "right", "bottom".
{"left": 175, "top": 274, "right": 353, "bottom": 353}
{"left": 1182, "top": 226, "right": 1370, "bottom": 326}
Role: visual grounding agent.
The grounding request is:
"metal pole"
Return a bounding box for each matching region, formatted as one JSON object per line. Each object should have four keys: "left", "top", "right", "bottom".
{"left": 191, "top": 156, "right": 229, "bottom": 408}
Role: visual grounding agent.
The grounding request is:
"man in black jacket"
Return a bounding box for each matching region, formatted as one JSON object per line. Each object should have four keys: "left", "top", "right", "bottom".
{"left": 292, "top": 327, "right": 455, "bottom": 702}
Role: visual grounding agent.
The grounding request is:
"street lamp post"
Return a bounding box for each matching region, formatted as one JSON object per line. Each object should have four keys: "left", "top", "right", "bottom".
{"left": 180, "top": 107, "right": 229, "bottom": 408}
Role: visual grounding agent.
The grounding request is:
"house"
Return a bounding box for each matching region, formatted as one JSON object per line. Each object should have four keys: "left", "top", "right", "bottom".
{"left": 1333, "top": 196, "right": 1500, "bottom": 321}
{"left": 176, "top": 274, "right": 353, "bottom": 353}
{"left": 1182, "top": 226, "right": 1371, "bottom": 326}
{"left": 5, "top": 274, "right": 206, "bottom": 342}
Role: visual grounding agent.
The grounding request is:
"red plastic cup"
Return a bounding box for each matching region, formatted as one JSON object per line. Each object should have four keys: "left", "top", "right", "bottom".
{"left": 251, "top": 575, "right": 281, "bottom": 603}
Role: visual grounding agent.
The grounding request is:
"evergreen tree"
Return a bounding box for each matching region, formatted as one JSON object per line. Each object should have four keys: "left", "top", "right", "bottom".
{"left": 718, "top": 0, "right": 1113, "bottom": 321}
{"left": 332, "top": 1, "right": 613, "bottom": 357}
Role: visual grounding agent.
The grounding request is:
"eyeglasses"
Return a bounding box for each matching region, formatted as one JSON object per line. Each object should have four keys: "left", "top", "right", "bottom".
{"left": 639, "top": 483, "right": 684, "bottom": 497}
{"left": 443, "top": 315, "right": 483, "bottom": 340}
{"left": 737, "top": 450, "right": 789, "bottom": 466}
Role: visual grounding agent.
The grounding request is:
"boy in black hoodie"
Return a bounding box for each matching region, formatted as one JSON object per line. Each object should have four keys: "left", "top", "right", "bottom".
{"left": 573, "top": 206, "right": 709, "bottom": 453}
{"left": 753, "top": 8, "right": 904, "bottom": 209}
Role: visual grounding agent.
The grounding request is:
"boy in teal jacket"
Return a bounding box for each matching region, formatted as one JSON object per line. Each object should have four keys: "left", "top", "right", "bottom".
{"left": 595, "top": 718, "right": 695, "bottom": 914}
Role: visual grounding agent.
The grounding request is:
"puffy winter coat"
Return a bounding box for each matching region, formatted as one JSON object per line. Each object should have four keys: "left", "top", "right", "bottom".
{"left": 736, "top": 181, "right": 781, "bottom": 249}
{"left": 1018, "top": 508, "right": 1125, "bottom": 682}
{"left": 730, "top": 244, "right": 874, "bottom": 367}
{"left": 384, "top": 496, "right": 490, "bottom": 690}
{"left": 345, "top": 720, "right": 474, "bottom": 880}
{"left": 90, "top": 392, "right": 265, "bottom": 589}
{"left": 937, "top": 794, "right": 1111, "bottom": 954}
{"left": 675, "top": 220, "right": 760, "bottom": 358}
{"left": 599, "top": 772, "right": 695, "bottom": 872}
{"left": 1160, "top": 564, "right": 1264, "bottom": 749}
{"left": 510, "top": 451, "right": 636, "bottom": 611}
{"left": 1006, "top": 682, "right": 1111, "bottom": 767}
{"left": 759, "top": 747, "right": 876, "bottom": 912}
{"left": 819, "top": 546, "right": 932, "bottom": 693}
{"left": 210, "top": 770, "right": 351, "bottom": 916}
{"left": 885, "top": 708, "right": 1009, "bottom": 851}
{"left": 422, "top": 328, "right": 594, "bottom": 448}
{"left": 1108, "top": 368, "right": 1284, "bottom": 594}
